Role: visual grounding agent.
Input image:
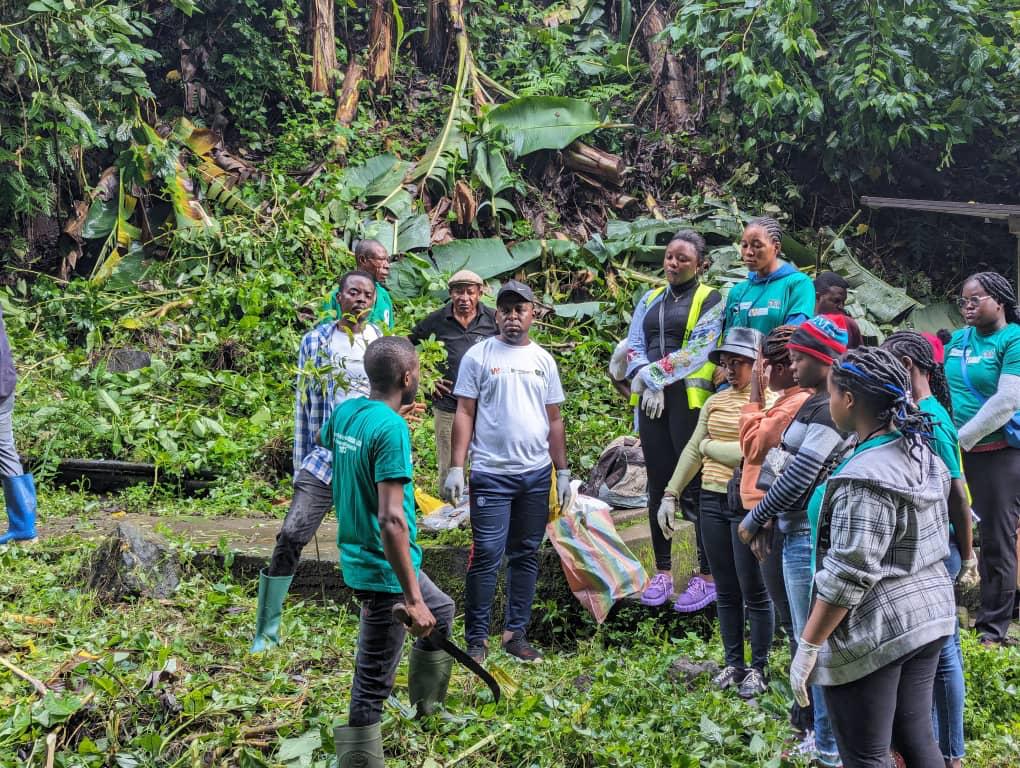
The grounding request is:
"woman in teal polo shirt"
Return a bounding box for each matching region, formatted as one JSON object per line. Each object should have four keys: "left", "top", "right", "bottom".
{"left": 944, "top": 271, "right": 1020, "bottom": 646}
{"left": 725, "top": 217, "right": 815, "bottom": 334}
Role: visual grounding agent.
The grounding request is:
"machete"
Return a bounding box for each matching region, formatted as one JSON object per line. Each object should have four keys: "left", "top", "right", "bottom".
{"left": 392, "top": 603, "right": 501, "bottom": 703}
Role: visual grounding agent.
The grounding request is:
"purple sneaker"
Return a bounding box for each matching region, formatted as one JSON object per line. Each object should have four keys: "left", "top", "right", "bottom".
{"left": 640, "top": 573, "right": 674, "bottom": 606}
{"left": 672, "top": 576, "right": 717, "bottom": 613}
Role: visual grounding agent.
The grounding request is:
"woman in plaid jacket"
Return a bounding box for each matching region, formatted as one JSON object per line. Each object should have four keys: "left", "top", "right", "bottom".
{"left": 789, "top": 347, "right": 957, "bottom": 768}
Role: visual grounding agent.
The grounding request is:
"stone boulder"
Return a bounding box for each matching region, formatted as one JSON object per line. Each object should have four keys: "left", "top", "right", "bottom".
{"left": 81, "top": 522, "right": 180, "bottom": 601}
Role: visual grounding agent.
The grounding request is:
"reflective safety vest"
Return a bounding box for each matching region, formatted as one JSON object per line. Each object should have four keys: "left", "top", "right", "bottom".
{"left": 642, "top": 282, "right": 717, "bottom": 409}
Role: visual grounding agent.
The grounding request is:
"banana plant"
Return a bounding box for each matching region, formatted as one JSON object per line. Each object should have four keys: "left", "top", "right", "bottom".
{"left": 76, "top": 117, "right": 254, "bottom": 284}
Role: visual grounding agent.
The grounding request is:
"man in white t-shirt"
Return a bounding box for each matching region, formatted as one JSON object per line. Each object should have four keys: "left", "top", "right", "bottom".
{"left": 443, "top": 280, "right": 571, "bottom": 664}
{"left": 251, "top": 270, "right": 382, "bottom": 652}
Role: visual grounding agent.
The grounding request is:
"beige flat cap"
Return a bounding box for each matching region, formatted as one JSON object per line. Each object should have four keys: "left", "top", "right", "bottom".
{"left": 448, "top": 269, "right": 485, "bottom": 287}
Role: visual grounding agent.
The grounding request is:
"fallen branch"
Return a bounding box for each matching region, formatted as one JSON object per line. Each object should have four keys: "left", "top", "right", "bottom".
{"left": 563, "top": 143, "right": 626, "bottom": 186}
{"left": 0, "top": 655, "right": 48, "bottom": 697}
{"left": 2, "top": 613, "right": 57, "bottom": 626}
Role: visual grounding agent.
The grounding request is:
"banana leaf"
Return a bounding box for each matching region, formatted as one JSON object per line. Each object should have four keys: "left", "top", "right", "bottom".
{"left": 828, "top": 252, "right": 918, "bottom": 324}
{"left": 485, "top": 96, "right": 605, "bottom": 157}
{"left": 907, "top": 301, "right": 963, "bottom": 333}
{"left": 345, "top": 154, "right": 412, "bottom": 199}
{"left": 510, "top": 239, "right": 579, "bottom": 264}
{"left": 553, "top": 301, "right": 602, "bottom": 319}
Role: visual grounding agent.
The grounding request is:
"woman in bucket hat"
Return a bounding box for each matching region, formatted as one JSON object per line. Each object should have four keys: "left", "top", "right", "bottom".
{"left": 662, "top": 326, "right": 774, "bottom": 699}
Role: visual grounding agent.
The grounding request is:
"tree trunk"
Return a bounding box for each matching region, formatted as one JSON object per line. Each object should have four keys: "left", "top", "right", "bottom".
{"left": 368, "top": 0, "right": 393, "bottom": 92}
{"left": 309, "top": 0, "right": 337, "bottom": 94}
{"left": 334, "top": 60, "right": 364, "bottom": 126}
{"left": 422, "top": 0, "right": 449, "bottom": 73}
{"left": 640, "top": 1, "right": 695, "bottom": 132}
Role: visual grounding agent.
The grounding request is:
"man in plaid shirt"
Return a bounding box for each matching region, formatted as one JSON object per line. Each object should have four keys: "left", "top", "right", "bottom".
{"left": 251, "top": 269, "right": 383, "bottom": 652}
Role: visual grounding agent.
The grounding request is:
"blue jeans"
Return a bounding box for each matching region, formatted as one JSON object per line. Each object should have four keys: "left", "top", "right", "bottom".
{"left": 783, "top": 530, "right": 839, "bottom": 761}
{"left": 464, "top": 464, "right": 551, "bottom": 645}
{"left": 933, "top": 541, "right": 965, "bottom": 760}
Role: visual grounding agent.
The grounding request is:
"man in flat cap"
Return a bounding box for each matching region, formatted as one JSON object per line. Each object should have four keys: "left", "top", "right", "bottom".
{"left": 443, "top": 280, "right": 570, "bottom": 664}
{"left": 409, "top": 270, "right": 498, "bottom": 491}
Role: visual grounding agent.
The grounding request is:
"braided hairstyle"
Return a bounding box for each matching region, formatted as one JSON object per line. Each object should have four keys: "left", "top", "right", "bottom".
{"left": 830, "top": 346, "right": 934, "bottom": 461}
{"left": 968, "top": 271, "right": 1020, "bottom": 325}
{"left": 763, "top": 324, "right": 797, "bottom": 364}
{"left": 881, "top": 330, "right": 953, "bottom": 416}
{"left": 746, "top": 216, "right": 783, "bottom": 248}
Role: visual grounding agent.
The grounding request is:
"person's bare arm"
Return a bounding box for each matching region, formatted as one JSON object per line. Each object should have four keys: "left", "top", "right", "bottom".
{"left": 948, "top": 478, "right": 974, "bottom": 561}
{"left": 378, "top": 478, "right": 435, "bottom": 637}
{"left": 451, "top": 396, "right": 476, "bottom": 468}
{"left": 801, "top": 598, "right": 850, "bottom": 645}
{"left": 546, "top": 403, "right": 567, "bottom": 470}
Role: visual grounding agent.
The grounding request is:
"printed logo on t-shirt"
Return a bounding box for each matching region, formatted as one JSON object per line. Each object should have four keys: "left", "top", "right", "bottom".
{"left": 334, "top": 434, "right": 363, "bottom": 454}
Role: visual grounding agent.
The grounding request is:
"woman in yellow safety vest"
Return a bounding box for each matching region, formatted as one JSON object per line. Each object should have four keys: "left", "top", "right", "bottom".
{"left": 625, "top": 230, "right": 723, "bottom": 610}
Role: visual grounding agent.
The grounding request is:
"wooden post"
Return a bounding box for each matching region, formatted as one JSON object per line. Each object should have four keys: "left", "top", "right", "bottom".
{"left": 1009, "top": 215, "right": 1020, "bottom": 288}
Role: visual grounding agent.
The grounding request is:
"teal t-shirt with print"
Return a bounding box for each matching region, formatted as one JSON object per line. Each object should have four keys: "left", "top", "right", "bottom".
{"left": 368, "top": 283, "right": 394, "bottom": 328}
{"left": 918, "top": 396, "right": 962, "bottom": 479}
{"left": 807, "top": 432, "right": 900, "bottom": 570}
{"left": 321, "top": 397, "right": 421, "bottom": 593}
{"left": 945, "top": 324, "right": 1020, "bottom": 447}
{"left": 724, "top": 265, "right": 815, "bottom": 334}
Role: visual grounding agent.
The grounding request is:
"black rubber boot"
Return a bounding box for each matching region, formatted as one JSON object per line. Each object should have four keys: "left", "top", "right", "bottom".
{"left": 407, "top": 646, "right": 454, "bottom": 717}
{"left": 333, "top": 722, "right": 384, "bottom": 768}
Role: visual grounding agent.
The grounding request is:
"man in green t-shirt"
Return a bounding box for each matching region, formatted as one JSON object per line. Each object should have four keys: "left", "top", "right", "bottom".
{"left": 322, "top": 336, "right": 455, "bottom": 767}
{"left": 355, "top": 239, "right": 395, "bottom": 328}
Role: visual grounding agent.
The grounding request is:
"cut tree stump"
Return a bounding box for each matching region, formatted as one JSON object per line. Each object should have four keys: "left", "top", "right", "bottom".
{"left": 81, "top": 522, "right": 181, "bottom": 602}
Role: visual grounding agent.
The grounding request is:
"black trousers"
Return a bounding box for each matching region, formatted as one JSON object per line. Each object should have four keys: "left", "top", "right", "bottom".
{"left": 823, "top": 638, "right": 946, "bottom": 768}
{"left": 758, "top": 526, "right": 795, "bottom": 648}
{"left": 963, "top": 447, "right": 1020, "bottom": 642}
{"left": 699, "top": 490, "right": 773, "bottom": 670}
{"left": 349, "top": 572, "right": 456, "bottom": 726}
{"left": 267, "top": 470, "right": 335, "bottom": 577}
{"left": 638, "top": 382, "right": 706, "bottom": 573}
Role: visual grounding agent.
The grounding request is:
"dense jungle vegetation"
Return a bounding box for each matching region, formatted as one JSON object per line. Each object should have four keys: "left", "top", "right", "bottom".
{"left": 2, "top": 1, "right": 1020, "bottom": 765}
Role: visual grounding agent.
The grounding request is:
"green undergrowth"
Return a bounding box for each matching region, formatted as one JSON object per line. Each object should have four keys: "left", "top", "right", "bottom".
{"left": 2, "top": 538, "right": 1019, "bottom": 767}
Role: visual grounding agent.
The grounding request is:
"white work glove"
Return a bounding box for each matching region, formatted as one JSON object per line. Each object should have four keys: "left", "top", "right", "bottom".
{"left": 657, "top": 494, "right": 677, "bottom": 540}
{"left": 957, "top": 557, "right": 980, "bottom": 590}
{"left": 442, "top": 467, "right": 465, "bottom": 503}
{"left": 641, "top": 388, "right": 665, "bottom": 419}
{"left": 789, "top": 639, "right": 821, "bottom": 707}
{"left": 556, "top": 469, "right": 572, "bottom": 510}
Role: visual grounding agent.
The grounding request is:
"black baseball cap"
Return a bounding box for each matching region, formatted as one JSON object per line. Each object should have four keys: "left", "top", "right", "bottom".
{"left": 496, "top": 279, "right": 535, "bottom": 305}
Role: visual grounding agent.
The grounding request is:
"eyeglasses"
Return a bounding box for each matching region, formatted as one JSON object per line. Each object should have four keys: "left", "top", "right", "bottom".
{"left": 956, "top": 295, "right": 994, "bottom": 309}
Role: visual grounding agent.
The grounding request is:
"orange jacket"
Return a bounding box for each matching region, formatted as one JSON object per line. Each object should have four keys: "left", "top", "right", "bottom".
{"left": 738, "top": 388, "right": 812, "bottom": 510}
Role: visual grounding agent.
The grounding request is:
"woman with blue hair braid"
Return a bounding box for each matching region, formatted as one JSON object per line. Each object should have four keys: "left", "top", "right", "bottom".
{"left": 789, "top": 347, "right": 957, "bottom": 768}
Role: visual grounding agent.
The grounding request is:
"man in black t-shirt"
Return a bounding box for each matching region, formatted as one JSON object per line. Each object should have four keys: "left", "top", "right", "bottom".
{"left": 408, "top": 270, "right": 497, "bottom": 490}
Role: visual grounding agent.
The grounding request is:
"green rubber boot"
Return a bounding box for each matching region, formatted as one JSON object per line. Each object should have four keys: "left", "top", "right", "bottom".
{"left": 333, "top": 722, "right": 385, "bottom": 768}
{"left": 249, "top": 569, "right": 293, "bottom": 653}
{"left": 408, "top": 646, "right": 454, "bottom": 717}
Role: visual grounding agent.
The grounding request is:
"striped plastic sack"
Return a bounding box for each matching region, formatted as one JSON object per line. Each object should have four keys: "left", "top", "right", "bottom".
{"left": 546, "top": 487, "right": 649, "bottom": 624}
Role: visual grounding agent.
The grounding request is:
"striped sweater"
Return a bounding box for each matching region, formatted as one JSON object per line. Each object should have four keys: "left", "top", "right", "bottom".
{"left": 741, "top": 391, "right": 851, "bottom": 534}
{"left": 665, "top": 385, "right": 750, "bottom": 496}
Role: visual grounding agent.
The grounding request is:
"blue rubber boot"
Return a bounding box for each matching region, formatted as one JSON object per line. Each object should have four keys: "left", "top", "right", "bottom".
{"left": 250, "top": 569, "right": 293, "bottom": 653}
{"left": 0, "top": 474, "right": 37, "bottom": 544}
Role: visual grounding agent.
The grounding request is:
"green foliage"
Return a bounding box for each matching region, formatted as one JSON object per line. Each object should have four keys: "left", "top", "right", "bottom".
{"left": 0, "top": 1, "right": 160, "bottom": 227}
{"left": 664, "top": 0, "right": 1020, "bottom": 180}
{"left": 2, "top": 539, "right": 1019, "bottom": 766}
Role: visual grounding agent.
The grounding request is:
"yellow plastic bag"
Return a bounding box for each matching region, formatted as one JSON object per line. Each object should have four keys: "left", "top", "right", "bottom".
{"left": 414, "top": 487, "right": 446, "bottom": 516}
